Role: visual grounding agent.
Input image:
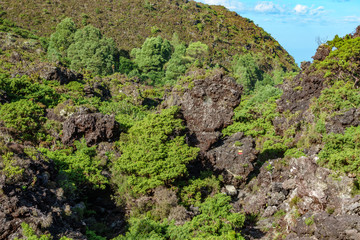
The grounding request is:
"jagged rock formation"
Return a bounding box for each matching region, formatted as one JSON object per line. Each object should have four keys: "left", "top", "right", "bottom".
{"left": 234, "top": 156, "right": 360, "bottom": 239}
{"left": 13, "top": 62, "right": 83, "bottom": 85}
{"left": 312, "top": 44, "right": 331, "bottom": 61}
{"left": 165, "top": 69, "right": 242, "bottom": 152}
{"left": 277, "top": 70, "right": 325, "bottom": 114}
{"left": 0, "top": 147, "right": 86, "bottom": 239}
{"left": 62, "top": 112, "right": 121, "bottom": 146}
{"left": 206, "top": 132, "right": 258, "bottom": 186}
{"left": 326, "top": 107, "right": 360, "bottom": 134}
{"left": 38, "top": 64, "right": 83, "bottom": 85}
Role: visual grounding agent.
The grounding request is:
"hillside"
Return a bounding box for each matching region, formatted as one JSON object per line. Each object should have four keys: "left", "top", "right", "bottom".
{"left": 1, "top": 1, "right": 360, "bottom": 240}
{"left": 1, "top": 0, "right": 297, "bottom": 71}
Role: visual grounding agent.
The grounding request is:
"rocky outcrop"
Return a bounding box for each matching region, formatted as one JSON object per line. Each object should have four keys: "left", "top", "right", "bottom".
{"left": 38, "top": 64, "right": 83, "bottom": 85}
{"left": 277, "top": 72, "right": 325, "bottom": 114}
{"left": 164, "top": 69, "right": 242, "bottom": 152}
{"left": 233, "top": 156, "right": 358, "bottom": 239}
{"left": 326, "top": 107, "right": 360, "bottom": 133}
{"left": 84, "top": 81, "right": 111, "bottom": 101}
{"left": 62, "top": 112, "right": 120, "bottom": 146}
{"left": 0, "top": 147, "right": 86, "bottom": 239}
{"left": 312, "top": 44, "right": 330, "bottom": 61}
{"left": 206, "top": 132, "right": 258, "bottom": 186}
{"left": 288, "top": 212, "right": 360, "bottom": 240}
{"left": 11, "top": 62, "right": 82, "bottom": 85}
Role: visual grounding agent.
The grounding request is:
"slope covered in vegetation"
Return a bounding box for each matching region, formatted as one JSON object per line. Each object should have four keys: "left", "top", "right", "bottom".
{"left": 1, "top": 1, "right": 360, "bottom": 240}
{"left": 1, "top": 0, "right": 297, "bottom": 72}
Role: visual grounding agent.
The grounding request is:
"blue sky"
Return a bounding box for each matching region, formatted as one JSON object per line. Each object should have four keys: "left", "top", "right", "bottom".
{"left": 197, "top": 0, "right": 360, "bottom": 65}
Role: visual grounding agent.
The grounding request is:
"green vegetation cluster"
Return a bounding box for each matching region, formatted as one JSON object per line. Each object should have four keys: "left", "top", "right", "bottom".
{"left": 47, "top": 18, "right": 210, "bottom": 86}
{"left": 3, "top": 4, "right": 360, "bottom": 240}
{"left": 112, "top": 107, "right": 199, "bottom": 195}
{"left": 116, "top": 194, "right": 245, "bottom": 240}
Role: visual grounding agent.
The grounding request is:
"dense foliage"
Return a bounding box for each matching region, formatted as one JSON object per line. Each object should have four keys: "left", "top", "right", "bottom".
{"left": 112, "top": 107, "right": 199, "bottom": 194}
{"left": 117, "top": 194, "right": 245, "bottom": 240}
{"left": 2, "top": 2, "right": 360, "bottom": 240}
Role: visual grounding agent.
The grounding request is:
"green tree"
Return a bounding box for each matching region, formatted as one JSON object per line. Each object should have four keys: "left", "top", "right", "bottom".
{"left": 47, "top": 18, "right": 77, "bottom": 62}
{"left": 67, "top": 25, "right": 117, "bottom": 75}
{"left": 118, "top": 56, "right": 135, "bottom": 74}
{"left": 185, "top": 41, "right": 209, "bottom": 67}
{"left": 131, "top": 36, "right": 172, "bottom": 77}
{"left": 112, "top": 107, "right": 199, "bottom": 194}
{"left": 164, "top": 43, "right": 189, "bottom": 84}
{"left": 232, "top": 53, "right": 263, "bottom": 94}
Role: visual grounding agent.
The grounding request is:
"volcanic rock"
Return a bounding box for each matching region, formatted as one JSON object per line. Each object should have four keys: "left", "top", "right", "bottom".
{"left": 62, "top": 112, "right": 120, "bottom": 146}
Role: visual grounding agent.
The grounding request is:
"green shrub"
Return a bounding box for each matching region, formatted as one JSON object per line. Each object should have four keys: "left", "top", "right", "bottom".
{"left": 15, "top": 222, "right": 52, "bottom": 240}
{"left": 168, "top": 194, "right": 245, "bottom": 239}
{"left": 318, "top": 126, "right": 360, "bottom": 178}
{"left": 164, "top": 43, "right": 189, "bottom": 84}
{"left": 39, "top": 139, "right": 108, "bottom": 190}
{"left": 177, "top": 171, "right": 220, "bottom": 207}
{"left": 185, "top": 41, "right": 209, "bottom": 67}
{"left": 232, "top": 53, "right": 263, "bottom": 94}
{"left": 117, "top": 194, "right": 245, "bottom": 240}
{"left": 112, "top": 107, "right": 199, "bottom": 194}
{"left": 0, "top": 99, "right": 45, "bottom": 140}
{"left": 99, "top": 100, "right": 148, "bottom": 130}
{"left": 316, "top": 35, "right": 360, "bottom": 82}
{"left": 1, "top": 152, "right": 24, "bottom": 182}
{"left": 131, "top": 36, "right": 172, "bottom": 74}
{"left": 0, "top": 74, "right": 59, "bottom": 107}
{"left": 15, "top": 222, "right": 73, "bottom": 240}
{"left": 114, "top": 217, "right": 169, "bottom": 240}
{"left": 118, "top": 56, "right": 135, "bottom": 75}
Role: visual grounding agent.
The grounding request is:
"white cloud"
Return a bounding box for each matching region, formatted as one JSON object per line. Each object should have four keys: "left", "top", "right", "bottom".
{"left": 294, "top": 4, "right": 308, "bottom": 14}
{"left": 310, "top": 6, "right": 325, "bottom": 15}
{"left": 344, "top": 16, "right": 360, "bottom": 23}
{"left": 254, "top": 2, "right": 282, "bottom": 13}
{"left": 203, "top": 0, "right": 245, "bottom": 11}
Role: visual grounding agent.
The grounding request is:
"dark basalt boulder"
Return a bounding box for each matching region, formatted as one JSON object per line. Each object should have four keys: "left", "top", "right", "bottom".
{"left": 288, "top": 212, "right": 360, "bottom": 240}
{"left": 84, "top": 81, "right": 111, "bottom": 101}
{"left": 165, "top": 69, "right": 242, "bottom": 152}
{"left": 326, "top": 107, "right": 360, "bottom": 134}
{"left": 0, "top": 147, "right": 86, "bottom": 239}
{"left": 206, "top": 132, "right": 258, "bottom": 186}
{"left": 39, "top": 64, "right": 83, "bottom": 85}
{"left": 312, "top": 44, "right": 331, "bottom": 61}
{"left": 12, "top": 62, "right": 83, "bottom": 85}
{"left": 62, "top": 112, "right": 120, "bottom": 146}
{"left": 277, "top": 72, "right": 325, "bottom": 114}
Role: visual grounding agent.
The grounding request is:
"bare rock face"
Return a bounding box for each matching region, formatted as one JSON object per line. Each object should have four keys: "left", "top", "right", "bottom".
{"left": 0, "top": 147, "right": 86, "bottom": 239}
{"left": 12, "top": 62, "right": 82, "bottom": 85}
{"left": 165, "top": 69, "right": 242, "bottom": 152}
{"left": 39, "top": 64, "right": 83, "bottom": 85}
{"left": 206, "top": 132, "right": 258, "bottom": 186}
{"left": 234, "top": 156, "right": 358, "bottom": 239}
{"left": 312, "top": 44, "right": 330, "bottom": 61}
{"left": 277, "top": 72, "right": 325, "bottom": 114}
{"left": 288, "top": 212, "right": 360, "bottom": 240}
{"left": 326, "top": 107, "right": 360, "bottom": 133}
{"left": 62, "top": 113, "right": 120, "bottom": 146}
